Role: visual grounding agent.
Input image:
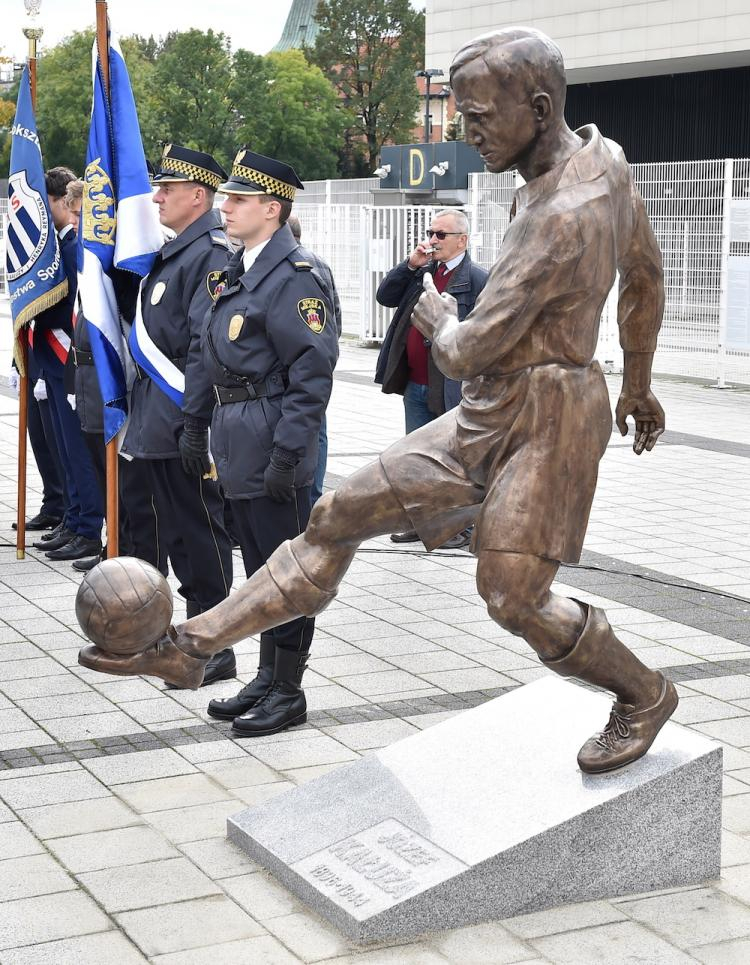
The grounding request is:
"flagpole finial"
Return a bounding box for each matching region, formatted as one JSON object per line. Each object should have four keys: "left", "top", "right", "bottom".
{"left": 22, "top": 1, "right": 43, "bottom": 53}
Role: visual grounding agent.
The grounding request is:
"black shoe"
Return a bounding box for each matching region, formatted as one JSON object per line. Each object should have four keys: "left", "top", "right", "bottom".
{"left": 34, "top": 527, "right": 75, "bottom": 551}
{"left": 13, "top": 512, "right": 61, "bottom": 532}
{"left": 46, "top": 535, "right": 102, "bottom": 561}
{"left": 71, "top": 555, "right": 101, "bottom": 572}
{"left": 165, "top": 647, "right": 237, "bottom": 690}
{"left": 38, "top": 521, "right": 66, "bottom": 543}
{"left": 232, "top": 648, "right": 308, "bottom": 737}
{"left": 439, "top": 527, "right": 473, "bottom": 550}
{"left": 390, "top": 529, "right": 420, "bottom": 543}
{"left": 207, "top": 638, "right": 274, "bottom": 719}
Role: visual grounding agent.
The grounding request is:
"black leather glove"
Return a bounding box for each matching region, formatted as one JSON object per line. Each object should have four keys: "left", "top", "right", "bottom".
{"left": 178, "top": 418, "right": 211, "bottom": 477}
{"left": 263, "top": 447, "right": 297, "bottom": 503}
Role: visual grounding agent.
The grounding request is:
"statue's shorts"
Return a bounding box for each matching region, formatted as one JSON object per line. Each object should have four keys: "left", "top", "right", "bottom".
{"left": 378, "top": 361, "right": 613, "bottom": 563}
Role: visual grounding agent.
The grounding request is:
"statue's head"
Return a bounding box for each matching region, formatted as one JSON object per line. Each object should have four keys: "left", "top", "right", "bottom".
{"left": 450, "top": 27, "right": 567, "bottom": 174}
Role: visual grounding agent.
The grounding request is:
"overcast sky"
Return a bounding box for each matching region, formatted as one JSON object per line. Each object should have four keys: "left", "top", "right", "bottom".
{"left": 3, "top": 0, "right": 295, "bottom": 62}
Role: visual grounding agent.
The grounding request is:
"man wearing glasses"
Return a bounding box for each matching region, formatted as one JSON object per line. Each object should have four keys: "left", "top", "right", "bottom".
{"left": 375, "top": 209, "right": 488, "bottom": 548}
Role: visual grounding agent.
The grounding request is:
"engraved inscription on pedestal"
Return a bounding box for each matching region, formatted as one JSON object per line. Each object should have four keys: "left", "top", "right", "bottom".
{"left": 293, "top": 819, "right": 468, "bottom": 919}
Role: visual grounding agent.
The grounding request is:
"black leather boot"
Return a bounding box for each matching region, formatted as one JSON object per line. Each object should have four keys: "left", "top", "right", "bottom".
{"left": 232, "top": 647, "right": 308, "bottom": 737}
{"left": 207, "top": 636, "right": 275, "bottom": 720}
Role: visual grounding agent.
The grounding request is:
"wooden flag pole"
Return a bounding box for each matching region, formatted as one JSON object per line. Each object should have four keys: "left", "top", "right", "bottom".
{"left": 95, "top": 0, "right": 119, "bottom": 559}
{"left": 16, "top": 22, "right": 43, "bottom": 560}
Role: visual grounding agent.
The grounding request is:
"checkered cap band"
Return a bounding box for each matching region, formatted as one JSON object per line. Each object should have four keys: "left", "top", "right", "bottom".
{"left": 160, "top": 157, "right": 222, "bottom": 190}
{"left": 232, "top": 163, "right": 296, "bottom": 201}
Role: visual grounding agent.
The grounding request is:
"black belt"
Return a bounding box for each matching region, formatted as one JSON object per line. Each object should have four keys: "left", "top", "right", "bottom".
{"left": 213, "top": 374, "right": 285, "bottom": 406}
{"left": 72, "top": 347, "right": 94, "bottom": 366}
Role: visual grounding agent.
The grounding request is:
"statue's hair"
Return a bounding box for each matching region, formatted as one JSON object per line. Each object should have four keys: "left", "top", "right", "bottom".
{"left": 450, "top": 28, "right": 567, "bottom": 114}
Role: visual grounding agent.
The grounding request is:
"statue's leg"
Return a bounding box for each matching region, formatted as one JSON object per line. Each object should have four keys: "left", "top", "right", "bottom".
{"left": 476, "top": 550, "right": 678, "bottom": 773}
{"left": 78, "top": 461, "right": 412, "bottom": 686}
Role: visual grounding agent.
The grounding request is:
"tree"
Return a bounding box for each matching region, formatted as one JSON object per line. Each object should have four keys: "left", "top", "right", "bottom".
{"left": 309, "top": 0, "right": 425, "bottom": 172}
{"left": 32, "top": 31, "right": 158, "bottom": 173}
{"left": 148, "top": 29, "right": 235, "bottom": 163}
{"left": 235, "top": 50, "right": 345, "bottom": 180}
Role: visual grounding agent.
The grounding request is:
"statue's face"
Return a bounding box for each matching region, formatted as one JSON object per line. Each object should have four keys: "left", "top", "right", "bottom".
{"left": 452, "top": 58, "right": 538, "bottom": 174}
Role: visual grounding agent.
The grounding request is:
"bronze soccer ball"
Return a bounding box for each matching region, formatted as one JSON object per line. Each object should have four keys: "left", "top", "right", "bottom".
{"left": 75, "top": 557, "right": 173, "bottom": 656}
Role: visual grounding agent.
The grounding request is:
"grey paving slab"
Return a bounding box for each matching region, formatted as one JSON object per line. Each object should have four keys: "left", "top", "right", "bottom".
{"left": 81, "top": 748, "right": 198, "bottom": 784}
{"left": 0, "top": 932, "right": 148, "bottom": 965}
{"left": 221, "top": 870, "right": 305, "bottom": 920}
{"left": 0, "top": 890, "right": 111, "bottom": 951}
{"left": 146, "top": 799, "right": 247, "bottom": 845}
{"left": 0, "top": 767, "right": 108, "bottom": 809}
{"left": 0, "top": 822, "right": 45, "bottom": 859}
{"left": 0, "top": 853, "right": 75, "bottom": 902}
{"left": 429, "top": 921, "right": 539, "bottom": 963}
{"left": 179, "top": 835, "right": 261, "bottom": 878}
{"left": 529, "top": 919, "right": 697, "bottom": 964}
{"left": 114, "top": 894, "right": 265, "bottom": 957}
{"left": 78, "top": 856, "right": 221, "bottom": 912}
{"left": 149, "top": 935, "right": 301, "bottom": 965}
{"left": 47, "top": 825, "right": 180, "bottom": 873}
{"left": 19, "top": 795, "right": 141, "bottom": 839}
{"left": 115, "top": 773, "right": 233, "bottom": 813}
{"left": 199, "top": 756, "right": 284, "bottom": 789}
{"left": 617, "top": 886, "right": 750, "bottom": 948}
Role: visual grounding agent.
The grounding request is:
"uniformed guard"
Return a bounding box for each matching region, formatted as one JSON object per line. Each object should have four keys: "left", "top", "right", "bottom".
{"left": 203, "top": 150, "right": 338, "bottom": 735}
{"left": 123, "top": 144, "right": 234, "bottom": 686}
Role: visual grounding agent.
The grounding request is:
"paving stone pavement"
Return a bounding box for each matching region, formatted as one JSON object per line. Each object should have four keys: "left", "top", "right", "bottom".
{"left": 0, "top": 339, "right": 749, "bottom": 963}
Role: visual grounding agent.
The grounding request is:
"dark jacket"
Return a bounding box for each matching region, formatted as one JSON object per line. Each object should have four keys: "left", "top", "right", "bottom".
{"left": 201, "top": 223, "right": 339, "bottom": 499}
{"left": 70, "top": 313, "right": 104, "bottom": 434}
{"left": 122, "top": 209, "right": 231, "bottom": 459}
{"left": 32, "top": 227, "right": 77, "bottom": 378}
{"left": 374, "top": 253, "right": 489, "bottom": 414}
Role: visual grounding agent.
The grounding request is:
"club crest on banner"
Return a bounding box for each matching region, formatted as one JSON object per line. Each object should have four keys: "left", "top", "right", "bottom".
{"left": 83, "top": 158, "right": 116, "bottom": 246}
{"left": 6, "top": 170, "right": 49, "bottom": 282}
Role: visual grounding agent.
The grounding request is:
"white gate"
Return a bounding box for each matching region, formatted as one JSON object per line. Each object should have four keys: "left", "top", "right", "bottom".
{"left": 359, "top": 205, "right": 446, "bottom": 341}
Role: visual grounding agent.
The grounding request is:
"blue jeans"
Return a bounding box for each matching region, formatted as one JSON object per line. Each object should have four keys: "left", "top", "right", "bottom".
{"left": 311, "top": 414, "right": 328, "bottom": 505}
{"left": 403, "top": 381, "right": 436, "bottom": 434}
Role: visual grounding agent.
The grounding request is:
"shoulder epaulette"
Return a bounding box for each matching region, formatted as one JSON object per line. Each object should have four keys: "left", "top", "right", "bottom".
{"left": 210, "top": 232, "right": 231, "bottom": 249}
{"left": 291, "top": 259, "right": 313, "bottom": 271}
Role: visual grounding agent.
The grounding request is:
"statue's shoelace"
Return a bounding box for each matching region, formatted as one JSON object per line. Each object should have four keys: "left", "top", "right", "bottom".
{"left": 594, "top": 709, "right": 631, "bottom": 750}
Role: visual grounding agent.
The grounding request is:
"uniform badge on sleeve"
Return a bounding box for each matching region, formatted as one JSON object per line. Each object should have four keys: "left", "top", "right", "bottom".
{"left": 206, "top": 270, "right": 226, "bottom": 302}
{"left": 297, "top": 297, "right": 327, "bottom": 334}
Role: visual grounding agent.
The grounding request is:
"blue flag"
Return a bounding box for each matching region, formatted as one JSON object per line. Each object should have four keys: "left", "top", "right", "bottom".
{"left": 6, "top": 65, "right": 68, "bottom": 373}
{"left": 78, "top": 36, "right": 162, "bottom": 443}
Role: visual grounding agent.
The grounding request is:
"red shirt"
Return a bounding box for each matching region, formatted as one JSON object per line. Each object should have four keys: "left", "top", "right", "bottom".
{"left": 406, "top": 263, "right": 454, "bottom": 385}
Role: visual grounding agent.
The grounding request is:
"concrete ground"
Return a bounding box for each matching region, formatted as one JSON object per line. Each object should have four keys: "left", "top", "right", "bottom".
{"left": 0, "top": 335, "right": 749, "bottom": 964}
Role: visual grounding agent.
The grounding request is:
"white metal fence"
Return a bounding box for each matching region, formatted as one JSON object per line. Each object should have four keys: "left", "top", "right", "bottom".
{"left": 3, "top": 164, "right": 749, "bottom": 385}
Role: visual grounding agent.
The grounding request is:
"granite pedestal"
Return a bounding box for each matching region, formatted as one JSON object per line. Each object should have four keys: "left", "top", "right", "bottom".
{"left": 228, "top": 677, "right": 722, "bottom": 943}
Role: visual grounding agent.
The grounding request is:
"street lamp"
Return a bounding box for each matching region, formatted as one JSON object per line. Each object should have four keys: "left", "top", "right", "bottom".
{"left": 415, "top": 68, "right": 444, "bottom": 143}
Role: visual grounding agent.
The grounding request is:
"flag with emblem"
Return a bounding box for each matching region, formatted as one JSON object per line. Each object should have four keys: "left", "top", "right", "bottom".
{"left": 78, "top": 32, "right": 162, "bottom": 442}
{"left": 5, "top": 65, "right": 69, "bottom": 374}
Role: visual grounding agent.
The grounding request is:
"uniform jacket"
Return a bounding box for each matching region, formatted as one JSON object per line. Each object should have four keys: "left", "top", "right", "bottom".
{"left": 431, "top": 126, "right": 663, "bottom": 391}
{"left": 32, "top": 227, "right": 77, "bottom": 378}
{"left": 201, "top": 222, "right": 339, "bottom": 499}
{"left": 374, "top": 252, "right": 488, "bottom": 414}
{"left": 122, "top": 209, "right": 231, "bottom": 459}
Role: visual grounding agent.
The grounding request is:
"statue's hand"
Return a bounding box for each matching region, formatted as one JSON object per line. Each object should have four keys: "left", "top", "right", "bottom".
{"left": 412, "top": 273, "right": 458, "bottom": 342}
{"left": 615, "top": 389, "right": 665, "bottom": 455}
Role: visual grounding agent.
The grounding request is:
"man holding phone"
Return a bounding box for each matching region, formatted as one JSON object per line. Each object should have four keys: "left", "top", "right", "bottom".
{"left": 375, "top": 208, "right": 488, "bottom": 547}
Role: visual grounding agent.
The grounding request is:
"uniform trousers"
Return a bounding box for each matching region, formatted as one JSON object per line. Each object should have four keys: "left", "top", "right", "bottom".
{"left": 230, "top": 487, "right": 315, "bottom": 654}
{"left": 26, "top": 352, "right": 65, "bottom": 519}
{"left": 39, "top": 362, "right": 103, "bottom": 540}
{"left": 142, "top": 458, "right": 233, "bottom": 613}
{"left": 83, "top": 434, "right": 166, "bottom": 572}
